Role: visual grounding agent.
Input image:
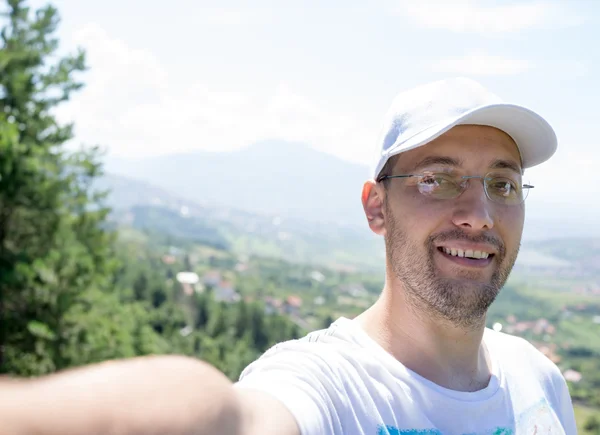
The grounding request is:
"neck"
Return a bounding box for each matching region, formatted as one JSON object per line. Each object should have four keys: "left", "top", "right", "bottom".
{"left": 356, "top": 277, "right": 492, "bottom": 392}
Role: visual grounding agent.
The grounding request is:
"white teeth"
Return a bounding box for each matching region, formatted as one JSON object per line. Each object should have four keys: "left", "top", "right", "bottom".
{"left": 442, "top": 247, "right": 491, "bottom": 259}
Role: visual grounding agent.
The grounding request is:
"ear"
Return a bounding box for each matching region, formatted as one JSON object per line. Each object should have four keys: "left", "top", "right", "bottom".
{"left": 362, "top": 180, "right": 386, "bottom": 236}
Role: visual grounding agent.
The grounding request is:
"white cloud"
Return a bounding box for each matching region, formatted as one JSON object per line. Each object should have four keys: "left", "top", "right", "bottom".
{"left": 396, "top": 0, "right": 582, "bottom": 34}
{"left": 56, "top": 23, "right": 373, "bottom": 162}
{"left": 433, "top": 53, "right": 531, "bottom": 76}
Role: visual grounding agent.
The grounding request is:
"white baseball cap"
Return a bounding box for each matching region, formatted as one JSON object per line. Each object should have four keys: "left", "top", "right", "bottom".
{"left": 372, "top": 77, "right": 557, "bottom": 179}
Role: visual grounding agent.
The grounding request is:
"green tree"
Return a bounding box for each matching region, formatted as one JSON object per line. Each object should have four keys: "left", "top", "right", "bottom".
{"left": 222, "top": 335, "right": 259, "bottom": 380}
{"left": 207, "top": 302, "right": 228, "bottom": 337}
{"left": 585, "top": 416, "right": 600, "bottom": 434}
{"left": 194, "top": 292, "right": 209, "bottom": 329}
{"left": 183, "top": 254, "right": 192, "bottom": 271}
{"left": 249, "top": 304, "right": 268, "bottom": 349}
{"left": 234, "top": 299, "right": 249, "bottom": 338}
{"left": 151, "top": 284, "right": 167, "bottom": 308}
{"left": 133, "top": 271, "right": 149, "bottom": 301}
{"left": 0, "top": 0, "right": 116, "bottom": 375}
{"left": 322, "top": 314, "right": 334, "bottom": 329}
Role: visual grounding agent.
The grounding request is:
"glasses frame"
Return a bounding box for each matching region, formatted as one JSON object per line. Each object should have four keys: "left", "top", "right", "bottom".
{"left": 377, "top": 172, "right": 534, "bottom": 205}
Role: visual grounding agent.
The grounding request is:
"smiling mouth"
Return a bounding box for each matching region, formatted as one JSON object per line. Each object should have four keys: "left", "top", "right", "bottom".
{"left": 436, "top": 247, "right": 495, "bottom": 260}
{"left": 436, "top": 247, "right": 496, "bottom": 268}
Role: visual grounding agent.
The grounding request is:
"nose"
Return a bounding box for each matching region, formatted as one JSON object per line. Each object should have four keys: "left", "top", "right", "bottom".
{"left": 451, "top": 179, "right": 494, "bottom": 231}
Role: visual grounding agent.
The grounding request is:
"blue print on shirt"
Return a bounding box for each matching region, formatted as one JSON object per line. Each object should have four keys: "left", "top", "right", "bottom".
{"left": 378, "top": 398, "right": 562, "bottom": 434}
{"left": 463, "top": 429, "right": 514, "bottom": 435}
{"left": 377, "top": 426, "right": 513, "bottom": 435}
{"left": 377, "top": 427, "right": 442, "bottom": 435}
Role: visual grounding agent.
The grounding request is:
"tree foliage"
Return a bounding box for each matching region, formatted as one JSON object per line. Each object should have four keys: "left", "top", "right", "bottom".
{"left": 585, "top": 415, "right": 600, "bottom": 435}
{"left": 0, "top": 0, "right": 302, "bottom": 378}
{"left": 0, "top": 0, "right": 117, "bottom": 375}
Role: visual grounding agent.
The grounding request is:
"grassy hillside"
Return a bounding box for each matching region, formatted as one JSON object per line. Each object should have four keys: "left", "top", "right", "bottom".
{"left": 118, "top": 225, "right": 600, "bottom": 418}
{"left": 575, "top": 404, "right": 600, "bottom": 434}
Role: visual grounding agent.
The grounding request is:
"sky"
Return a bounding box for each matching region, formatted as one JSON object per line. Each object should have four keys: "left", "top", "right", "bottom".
{"left": 24, "top": 0, "right": 600, "bottom": 228}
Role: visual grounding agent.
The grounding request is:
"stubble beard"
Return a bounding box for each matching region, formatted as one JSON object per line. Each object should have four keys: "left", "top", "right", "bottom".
{"left": 384, "top": 205, "right": 520, "bottom": 330}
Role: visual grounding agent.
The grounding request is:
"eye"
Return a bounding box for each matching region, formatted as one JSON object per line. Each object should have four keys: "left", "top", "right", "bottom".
{"left": 418, "top": 173, "right": 457, "bottom": 197}
{"left": 488, "top": 177, "right": 519, "bottom": 197}
{"left": 421, "top": 175, "right": 438, "bottom": 185}
{"left": 421, "top": 173, "right": 452, "bottom": 185}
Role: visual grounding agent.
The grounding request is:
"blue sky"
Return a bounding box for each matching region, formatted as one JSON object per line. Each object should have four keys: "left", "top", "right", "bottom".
{"left": 26, "top": 0, "right": 600, "bottom": 229}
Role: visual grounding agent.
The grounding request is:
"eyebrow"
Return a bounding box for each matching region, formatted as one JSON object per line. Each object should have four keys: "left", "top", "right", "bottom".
{"left": 411, "top": 155, "right": 523, "bottom": 175}
{"left": 489, "top": 158, "right": 523, "bottom": 175}
{"left": 412, "top": 156, "right": 462, "bottom": 172}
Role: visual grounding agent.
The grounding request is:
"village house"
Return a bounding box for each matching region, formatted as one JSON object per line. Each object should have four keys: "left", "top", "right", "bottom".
{"left": 214, "top": 281, "right": 240, "bottom": 303}
{"left": 284, "top": 295, "right": 303, "bottom": 315}
{"left": 265, "top": 296, "right": 284, "bottom": 315}
{"left": 339, "top": 283, "right": 368, "bottom": 298}
{"left": 504, "top": 318, "right": 556, "bottom": 336}
{"left": 202, "top": 270, "right": 222, "bottom": 287}
{"left": 313, "top": 296, "right": 325, "bottom": 306}
{"left": 161, "top": 255, "right": 176, "bottom": 265}
{"left": 176, "top": 272, "right": 200, "bottom": 296}
{"left": 563, "top": 369, "right": 583, "bottom": 383}
{"left": 265, "top": 297, "right": 284, "bottom": 315}
{"left": 310, "top": 271, "right": 325, "bottom": 283}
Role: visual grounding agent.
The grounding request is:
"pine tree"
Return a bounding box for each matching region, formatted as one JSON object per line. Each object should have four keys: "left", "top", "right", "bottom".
{"left": 133, "top": 271, "right": 149, "bottom": 301}
{"left": 0, "top": 0, "right": 116, "bottom": 375}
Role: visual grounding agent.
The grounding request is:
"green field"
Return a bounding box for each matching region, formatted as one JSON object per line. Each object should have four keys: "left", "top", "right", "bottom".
{"left": 575, "top": 404, "right": 600, "bottom": 434}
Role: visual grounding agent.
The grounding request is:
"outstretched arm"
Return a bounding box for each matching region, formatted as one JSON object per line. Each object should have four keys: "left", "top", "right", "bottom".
{"left": 0, "top": 355, "right": 299, "bottom": 435}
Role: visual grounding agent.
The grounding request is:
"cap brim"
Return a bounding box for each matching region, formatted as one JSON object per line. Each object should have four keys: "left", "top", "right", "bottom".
{"left": 381, "top": 103, "right": 557, "bottom": 176}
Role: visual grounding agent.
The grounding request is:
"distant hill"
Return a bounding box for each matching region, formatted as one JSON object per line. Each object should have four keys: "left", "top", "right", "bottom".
{"left": 99, "top": 173, "right": 385, "bottom": 272}
{"left": 104, "top": 140, "right": 369, "bottom": 227}
{"left": 98, "top": 170, "right": 598, "bottom": 277}
{"left": 96, "top": 174, "right": 192, "bottom": 211}
{"left": 103, "top": 139, "right": 600, "bottom": 242}
{"left": 528, "top": 238, "right": 600, "bottom": 275}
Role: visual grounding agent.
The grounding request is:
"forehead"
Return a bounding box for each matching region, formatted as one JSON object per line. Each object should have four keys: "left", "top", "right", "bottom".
{"left": 394, "top": 125, "right": 522, "bottom": 173}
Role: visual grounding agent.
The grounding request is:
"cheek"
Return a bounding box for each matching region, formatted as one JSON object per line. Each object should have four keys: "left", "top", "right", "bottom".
{"left": 494, "top": 206, "right": 525, "bottom": 246}
{"left": 388, "top": 192, "right": 449, "bottom": 239}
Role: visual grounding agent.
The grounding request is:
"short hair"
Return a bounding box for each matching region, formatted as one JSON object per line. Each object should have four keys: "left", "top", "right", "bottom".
{"left": 377, "top": 154, "right": 400, "bottom": 189}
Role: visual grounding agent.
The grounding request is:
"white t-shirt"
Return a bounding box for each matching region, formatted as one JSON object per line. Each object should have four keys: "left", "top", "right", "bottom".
{"left": 236, "top": 317, "right": 577, "bottom": 435}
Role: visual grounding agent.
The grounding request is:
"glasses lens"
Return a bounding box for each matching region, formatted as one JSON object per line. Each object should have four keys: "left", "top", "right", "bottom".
{"left": 417, "top": 173, "right": 462, "bottom": 199}
{"left": 485, "top": 174, "right": 528, "bottom": 205}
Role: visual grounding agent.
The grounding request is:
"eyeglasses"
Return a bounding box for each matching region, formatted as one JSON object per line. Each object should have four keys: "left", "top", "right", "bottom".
{"left": 377, "top": 171, "right": 533, "bottom": 205}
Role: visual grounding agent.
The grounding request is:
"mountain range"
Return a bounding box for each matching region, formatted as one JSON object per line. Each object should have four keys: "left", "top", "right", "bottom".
{"left": 96, "top": 172, "right": 385, "bottom": 271}
{"left": 100, "top": 139, "right": 598, "bottom": 274}
{"left": 104, "top": 139, "right": 600, "bottom": 241}
{"left": 105, "top": 140, "right": 369, "bottom": 228}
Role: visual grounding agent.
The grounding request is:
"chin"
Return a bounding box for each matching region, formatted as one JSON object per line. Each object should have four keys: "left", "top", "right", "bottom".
{"left": 431, "top": 277, "right": 501, "bottom": 316}
{"left": 440, "top": 276, "right": 500, "bottom": 295}
{"left": 436, "top": 270, "right": 495, "bottom": 287}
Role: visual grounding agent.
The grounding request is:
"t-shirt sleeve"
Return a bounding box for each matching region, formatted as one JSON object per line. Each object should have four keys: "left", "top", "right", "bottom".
{"left": 553, "top": 372, "right": 578, "bottom": 435}
{"left": 533, "top": 342, "right": 578, "bottom": 435}
{"left": 234, "top": 342, "right": 346, "bottom": 435}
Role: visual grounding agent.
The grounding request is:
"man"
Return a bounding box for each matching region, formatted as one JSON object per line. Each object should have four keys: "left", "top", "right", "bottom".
{"left": 1, "top": 78, "right": 576, "bottom": 435}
